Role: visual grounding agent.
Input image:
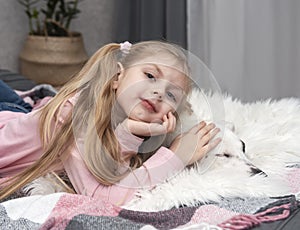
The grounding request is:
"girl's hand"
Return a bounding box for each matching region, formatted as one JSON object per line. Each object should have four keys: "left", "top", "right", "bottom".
{"left": 170, "top": 121, "right": 221, "bottom": 165}
{"left": 123, "top": 111, "right": 176, "bottom": 137}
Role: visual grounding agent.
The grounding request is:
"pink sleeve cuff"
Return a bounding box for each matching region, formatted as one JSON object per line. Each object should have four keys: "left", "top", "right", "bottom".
{"left": 142, "top": 146, "right": 185, "bottom": 182}
{"left": 116, "top": 146, "right": 184, "bottom": 189}
{"left": 114, "top": 123, "right": 144, "bottom": 153}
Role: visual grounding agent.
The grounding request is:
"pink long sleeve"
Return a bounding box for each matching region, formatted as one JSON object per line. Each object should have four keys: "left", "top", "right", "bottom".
{"left": 92, "top": 126, "right": 184, "bottom": 206}
{"left": 64, "top": 121, "right": 184, "bottom": 206}
{"left": 93, "top": 147, "right": 184, "bottom": 205}
{"left": 61, "top": 99, "right": 184, "bottom": 206}
{"left": 0, "top": 95, "right": 184, "bottom": 206}
{"left": 0, "top": 110, "right": 43, "bottom": 176}
{"left": 0, "top": 96, "right": 54, "bottom": 177}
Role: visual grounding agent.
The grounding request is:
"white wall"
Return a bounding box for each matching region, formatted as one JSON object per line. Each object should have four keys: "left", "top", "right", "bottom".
{"left": 0, "top": 0, "right": 27, "bottom": 72}
{"left": 0, "top": 0, "right": 116, "bottom": 73}
{"left": 188, "top": 0, "right": 300, "bottom": 102}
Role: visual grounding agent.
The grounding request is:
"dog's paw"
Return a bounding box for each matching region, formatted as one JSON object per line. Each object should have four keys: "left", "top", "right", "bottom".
{"left": 22, "top": 173, "right": 68, "bottom": 196}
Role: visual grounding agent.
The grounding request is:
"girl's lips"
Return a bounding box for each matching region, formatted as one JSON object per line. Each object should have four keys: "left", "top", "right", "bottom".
{"left": 141, "top": 99, "right": 156, "bottom": 112}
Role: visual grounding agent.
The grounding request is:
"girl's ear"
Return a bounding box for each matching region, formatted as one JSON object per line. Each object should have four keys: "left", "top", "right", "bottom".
{"left": 113, "top": 62, "right": 125, "bottom": 89}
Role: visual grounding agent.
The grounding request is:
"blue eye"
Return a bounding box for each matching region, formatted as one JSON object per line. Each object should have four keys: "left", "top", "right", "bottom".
{"left": 167, "top": 91, "right": 176, "bottom": 102}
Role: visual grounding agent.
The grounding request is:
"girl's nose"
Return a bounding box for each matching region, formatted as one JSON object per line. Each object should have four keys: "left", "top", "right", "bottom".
{"left": 153, "top": 90, "right": 163, "bottom": 100}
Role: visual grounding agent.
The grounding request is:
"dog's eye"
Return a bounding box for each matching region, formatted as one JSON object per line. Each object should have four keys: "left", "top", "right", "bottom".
{"left": 249, "top": 166, "right": 267, "bottom": 177}
{"left": 223, "top": 153, "right": 231, "bottom": 158}
{"left": 241, "top": 140, "right": 246, "bottom": 153}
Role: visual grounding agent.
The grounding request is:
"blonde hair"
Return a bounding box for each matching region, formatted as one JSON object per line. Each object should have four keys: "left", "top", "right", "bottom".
{"left": 0, "top": 40, "right": 191, "bottom": 199}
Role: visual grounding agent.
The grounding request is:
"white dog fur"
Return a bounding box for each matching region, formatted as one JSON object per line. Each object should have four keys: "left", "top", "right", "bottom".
{"left": 24, "top": 88, "right": 300, "bottom": 212}
{"left": 124, "top": 89, "right": 300, "bottom": 211}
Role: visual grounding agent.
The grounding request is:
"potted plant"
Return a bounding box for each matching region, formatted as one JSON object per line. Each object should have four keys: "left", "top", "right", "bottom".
{"left": 18, "top": 0, "right": 88, "bottom": 86}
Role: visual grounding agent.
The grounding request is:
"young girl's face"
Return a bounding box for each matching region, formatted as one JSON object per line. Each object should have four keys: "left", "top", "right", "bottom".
{"left": 113, "top": 63, "right": 187, "bottom": 124}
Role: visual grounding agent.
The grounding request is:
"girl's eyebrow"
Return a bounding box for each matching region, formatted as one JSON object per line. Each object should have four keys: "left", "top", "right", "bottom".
{"left": 146, "top": 64, "right": 163, "bottom": 76}
{"left": 146, "top": 64, "right": 185, "bottom": 92}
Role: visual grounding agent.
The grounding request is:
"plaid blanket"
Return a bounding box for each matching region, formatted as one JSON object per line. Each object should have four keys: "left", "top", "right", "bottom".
{"left": 1, "top": 168, "right": 299, "bottom": 230}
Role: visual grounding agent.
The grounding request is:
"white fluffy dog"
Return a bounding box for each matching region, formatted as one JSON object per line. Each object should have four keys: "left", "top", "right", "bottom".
{"left": 124, "top": 89, "right": 300, "bottom": 211}
{"left": 24, "top": 88, "right": 300, "bottom": 212}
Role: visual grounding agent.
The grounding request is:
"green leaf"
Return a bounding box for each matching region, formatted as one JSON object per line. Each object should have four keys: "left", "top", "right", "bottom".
{"left": 19, "top": 0, "right": 82, "bottom": 37}
{"left": 32, "top": 8, "right": 39, "bottom": 18}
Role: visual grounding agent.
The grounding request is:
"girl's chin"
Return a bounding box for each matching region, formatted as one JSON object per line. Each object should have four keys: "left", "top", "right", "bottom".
{"left": 128, "top": 109, "right": 164, "bottom": 124}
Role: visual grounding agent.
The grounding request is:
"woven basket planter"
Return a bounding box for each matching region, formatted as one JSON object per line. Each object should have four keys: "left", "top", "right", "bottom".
{"left": 19, "top": 34, "right": 88, "bottom": 86}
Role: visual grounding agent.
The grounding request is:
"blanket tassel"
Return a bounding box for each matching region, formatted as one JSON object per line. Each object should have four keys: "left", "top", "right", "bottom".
{"left": 218, "top": 200, "right": 299, "bottom": 230}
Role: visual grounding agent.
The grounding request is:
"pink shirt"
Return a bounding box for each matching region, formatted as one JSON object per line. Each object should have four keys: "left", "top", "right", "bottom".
{"left": 0, "top": 96, "right": 184, "bottom": 206}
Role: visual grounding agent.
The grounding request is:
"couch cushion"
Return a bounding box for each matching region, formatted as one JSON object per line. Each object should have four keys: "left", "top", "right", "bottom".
{"left": 0, "top": 69, "right": 36, "bottom": 90}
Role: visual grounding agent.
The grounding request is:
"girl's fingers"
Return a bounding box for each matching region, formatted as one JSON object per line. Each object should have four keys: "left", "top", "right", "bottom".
{"left": 167, "top": 112, "right": 176, "bottom": 132}
{"left": 189, "top": 121, "right": 206, "bottom": 134}
{"left": 192, "top": 129, "right": 221, "bottom": 163}
{"left": 152, "top": 113, "right": 175, "bottom": 135}
{"left": 200, "top": 127, "right": 220, "bottom": 146}
{"left": 197, "top": 123, "right": 216, "bottom": 137}
{"left": 163, "top": 114, "right": 168, "bottom": 121}
{"left": 202, "top": 137, "right": 222, "bottom": 153}
{"left": 161, "top": 115, "right": 170, "bottom": 132}
{"left": 191, "top": 138, "right": 221, "bottom": 163}
{"left": 210, "top": 127, "right": 221, "bottom": 140}
{"left": 205, "top": 137, "right": 222, "bottom": 153}
{"left": 161, "top": 112, "right": 176, "bottom": 133}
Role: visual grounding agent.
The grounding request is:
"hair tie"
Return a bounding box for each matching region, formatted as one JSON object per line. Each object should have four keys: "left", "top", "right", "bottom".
{"left": 120, "top": 41, "right": 132, "bottom": 55}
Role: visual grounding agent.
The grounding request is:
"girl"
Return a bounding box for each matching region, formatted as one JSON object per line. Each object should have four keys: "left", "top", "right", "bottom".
{"left": 0, "top": 41, "right": 221, "bottom": 205}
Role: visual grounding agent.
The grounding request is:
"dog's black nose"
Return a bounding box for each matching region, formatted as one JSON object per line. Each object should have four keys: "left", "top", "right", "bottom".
{"left": 241, "top": 140, "right": 246, "bottom": 153}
